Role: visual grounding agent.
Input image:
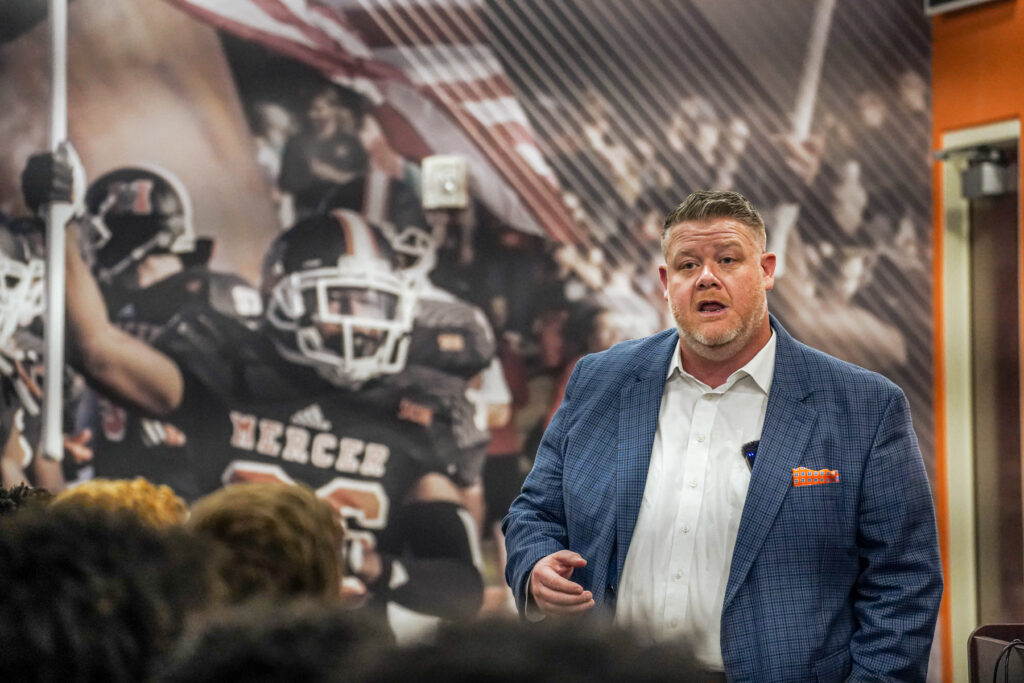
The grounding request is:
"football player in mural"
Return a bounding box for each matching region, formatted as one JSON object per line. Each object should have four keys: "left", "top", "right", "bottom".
{"left": 386, "top": 157, "right": 510, "bottom": 536}
{"left": 384, "top": 214, "right": 496, "bottom": 483}
{"left": 69, "top": 165, "right": 262, "bottom": 499}
{"left": 51, "top": 163, "right": 484, "bottom": 629}
{"left": 0, "top": 214, "right": 52, "bottom": 489}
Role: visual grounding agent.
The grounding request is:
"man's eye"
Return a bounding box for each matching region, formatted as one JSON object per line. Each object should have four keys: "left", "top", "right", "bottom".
{"left": 721, "top": 256, "right": 737, "bottom": 265}
{"left": 679, "top": 262, "right": 697, "bottom": 270}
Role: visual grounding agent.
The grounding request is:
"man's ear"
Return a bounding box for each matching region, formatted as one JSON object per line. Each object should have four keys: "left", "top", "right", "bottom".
{"left": 761, "top": 252, "right": 777, "bottom": 291}
{"left": 658, "top": 263, "right": 669, "bottom": 299}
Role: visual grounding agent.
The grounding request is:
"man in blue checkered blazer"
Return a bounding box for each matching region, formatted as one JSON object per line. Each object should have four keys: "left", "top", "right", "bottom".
{"left": 503, "top": 191, "right": 941, "bottom": 682}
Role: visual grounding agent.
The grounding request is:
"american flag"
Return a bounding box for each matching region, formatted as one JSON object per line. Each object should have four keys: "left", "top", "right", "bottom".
{"left": 162, "top": 0, "right": 578, "bottom": 242}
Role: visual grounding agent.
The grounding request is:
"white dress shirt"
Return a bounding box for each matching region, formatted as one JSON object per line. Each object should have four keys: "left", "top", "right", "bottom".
{"left": 615, "top": 331, "right": 776, "bottom": 671}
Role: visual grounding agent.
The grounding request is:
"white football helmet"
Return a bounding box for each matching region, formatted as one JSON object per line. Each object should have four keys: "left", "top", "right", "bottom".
{"left": 262, "top": 209, "right": 417, "bottom": 388}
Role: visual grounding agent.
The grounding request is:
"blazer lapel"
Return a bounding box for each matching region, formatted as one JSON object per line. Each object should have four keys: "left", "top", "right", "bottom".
{"left": 614, "top": 330, "right": 676, "bottom": 582}
{"left": 723, "top": 318, "right": 817, "bottom": 610}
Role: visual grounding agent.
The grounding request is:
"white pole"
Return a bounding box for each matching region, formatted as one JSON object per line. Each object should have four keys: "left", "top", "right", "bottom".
{"left": 770, "top": 0, "right": 836, "bottom": 278}
{"left": 41, "top": 0, "right": 70, "bottom": 462}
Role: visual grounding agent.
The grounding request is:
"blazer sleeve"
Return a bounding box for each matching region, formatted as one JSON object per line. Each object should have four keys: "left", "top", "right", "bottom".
{"left": 849, "top": 388, "right": 943, "bottom": 681}
{"left": 502, "top": 359, "right": 584, "bottom": 616}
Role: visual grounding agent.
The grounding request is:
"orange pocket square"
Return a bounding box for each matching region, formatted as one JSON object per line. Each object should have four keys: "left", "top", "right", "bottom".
{"left": 792, "top": 467, "right": 839, "bottom": 487}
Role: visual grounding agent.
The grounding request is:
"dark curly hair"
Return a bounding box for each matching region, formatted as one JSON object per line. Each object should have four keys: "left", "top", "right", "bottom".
{"left": 0, "top": 505, "right": 216, "bottom": 683}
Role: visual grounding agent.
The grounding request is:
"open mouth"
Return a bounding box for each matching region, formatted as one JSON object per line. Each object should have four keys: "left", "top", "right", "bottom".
{"left": 697, "top": 301, "right": 727, "bottom": 314}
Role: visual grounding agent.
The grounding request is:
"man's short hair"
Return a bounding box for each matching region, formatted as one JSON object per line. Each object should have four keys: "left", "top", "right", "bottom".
{"left": 53, "top": 477, "right": 188, "bottom": 528}
{"left": 187, "top": 482, "right": 345, "bottom": 603}
{"left": 661, "top": 190, "right": 767, "bottom": 252}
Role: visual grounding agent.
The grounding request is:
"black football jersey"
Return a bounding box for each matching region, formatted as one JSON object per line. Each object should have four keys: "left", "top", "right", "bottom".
{"left": 80, "top": 268, "right": 262, "bottom": 499}
{"left": 157, "top": 312, "right": 463, "bottom": 555}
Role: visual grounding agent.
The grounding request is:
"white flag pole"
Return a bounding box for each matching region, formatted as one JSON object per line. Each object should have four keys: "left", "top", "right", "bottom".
{"left": 41, "top": 0, "right": 70, "bottom": 462}
{"left": 769, "top": 0, "right": 836, "bottom": 279}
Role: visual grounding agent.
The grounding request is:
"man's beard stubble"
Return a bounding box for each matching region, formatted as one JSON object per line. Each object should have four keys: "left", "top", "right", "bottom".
{"left": 670, "top": 296, "right": 767, "bottom": 361}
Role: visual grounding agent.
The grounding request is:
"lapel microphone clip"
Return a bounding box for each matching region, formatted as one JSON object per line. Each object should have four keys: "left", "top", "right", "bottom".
{"left": 742, "top": 440, "right": 759, "bottom": 472}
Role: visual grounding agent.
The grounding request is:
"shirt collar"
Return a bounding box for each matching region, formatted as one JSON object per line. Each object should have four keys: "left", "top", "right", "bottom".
{"left": 667, "top": 329, "right": 777, "bottom": 395}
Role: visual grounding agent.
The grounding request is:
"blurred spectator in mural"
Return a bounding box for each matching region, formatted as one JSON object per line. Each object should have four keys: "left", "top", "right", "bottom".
{"left": 278, "top": 82, "right": 425, "bottom": 236}
{"left": 519, "top": 299, "right": 623, "bottom": 466}
{"left": 278, "top": 83, "right": 369, "bottom": 217}
{"left": 762, "top": 71, "right": 930, "bottom": 374}
{"left": 52, "top": 476, "right": 188, "bottom": 528}
{"left": 251, "top": 101, "right": 298, "bottom": 228}
{"left": 542, "top": 300, "right": 622, "bottom": 428}
{"left": 22, "top": 158, "right": 264, "bottom": 501}
{"left": 582, "top": 90, "right": 642, "bottom": 204}
{"left": 665, "top": 95, "right": 721, "bottom": 190}
{"left": 478, "top": 294, "right": 530, "bottom": 615}
{"left": 0, "top": 505, "right": 216, "bottom": 683}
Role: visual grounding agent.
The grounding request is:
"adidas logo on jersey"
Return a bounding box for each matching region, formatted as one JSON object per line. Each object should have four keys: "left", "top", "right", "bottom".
{"left": 290, "top": 404, "right": 333, "bottom": 431}
{"left": 115, "top": 303, "right": 136, "bottom": 320}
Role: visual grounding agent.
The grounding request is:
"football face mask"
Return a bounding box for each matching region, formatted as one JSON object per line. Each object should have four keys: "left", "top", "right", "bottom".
{"left": 265, "top": 260, "right": 415, "bottom": 388}
{"left": 0, "top": 250, "right": 44, "bottom": 346}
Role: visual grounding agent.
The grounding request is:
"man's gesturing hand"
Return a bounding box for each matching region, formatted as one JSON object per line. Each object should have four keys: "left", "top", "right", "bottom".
{"left": 529, "top": 550, "right": 595, "bottom": 617}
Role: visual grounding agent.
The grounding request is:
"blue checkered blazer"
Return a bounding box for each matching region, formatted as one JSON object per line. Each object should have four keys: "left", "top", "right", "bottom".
{"left": 503, "top": 316, "right": 941, "bottom": 682}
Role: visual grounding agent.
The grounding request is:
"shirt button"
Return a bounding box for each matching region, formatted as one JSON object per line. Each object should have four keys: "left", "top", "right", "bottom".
{"left": 689, "top": 480, "right": 698, "bottom": 488}
{"left": 674, "top": 571, "right": 682, "bottom": 580}
{"left": 670, "top": 619, "right": 679, "bottom": 628}
{"left": 696, "top": 433, "right": 706, "bottom": 443}
{"left": 681, "top": 526, "right": 689, "bottom": 533}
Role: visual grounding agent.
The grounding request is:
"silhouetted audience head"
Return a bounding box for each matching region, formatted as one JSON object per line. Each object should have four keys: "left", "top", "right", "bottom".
{"left": 0, "top": 483, "right": 52, "bottom": 516}
{"left": 52, "top": 476, "right": 188, "bottom": 527}
{"left": 0, "top": 505, "right": 216, "bottom": 683}
{"left": 361, "top": 618, "right": 711, "bottom": 683}
{"left": 154, "top": 598, "right": 393, "bottom": 683}
{"left": 187, "top": 482, "right": 345, "bottom": 603}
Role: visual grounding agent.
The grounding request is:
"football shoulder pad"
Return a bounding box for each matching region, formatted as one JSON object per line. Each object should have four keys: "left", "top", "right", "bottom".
{"left": 373, "top": 365, "right": 489, "bottom": 487}
{"left": 407, "top": 296, "right": 495, "bottom": 378}
{"left": 203, "top": 270, "right": 263, "bottom": 324}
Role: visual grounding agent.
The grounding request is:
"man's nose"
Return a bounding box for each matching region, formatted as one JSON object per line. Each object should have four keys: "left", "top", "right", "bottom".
{"left": 696, "top": 264, "right": 721, "bottom": 288}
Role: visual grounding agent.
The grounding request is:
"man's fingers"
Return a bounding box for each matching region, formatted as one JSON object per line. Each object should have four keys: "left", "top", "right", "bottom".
{"left": 550, "top": 549, "right": 587, "bottom": 567}
{"left": 536, "top": 585, "right": 593, "bottom": 607}
{"left": 536, "top": 565, "right": 585, "bottom": 595}
{"left": 544, "top": 597, "right": 596, "bottom": 616}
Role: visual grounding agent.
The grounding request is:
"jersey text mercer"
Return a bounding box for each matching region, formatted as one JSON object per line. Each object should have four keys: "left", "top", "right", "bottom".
{"left": 228, "top": 410, "right": 390, "bottom": 478}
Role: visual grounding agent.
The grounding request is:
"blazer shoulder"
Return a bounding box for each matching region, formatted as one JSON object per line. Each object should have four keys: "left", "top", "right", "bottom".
{"left": 786, "top": 336, "right": 904, "bottom": 402}
{"left": 577, "top": 329, "right": 675, "bottom": 374}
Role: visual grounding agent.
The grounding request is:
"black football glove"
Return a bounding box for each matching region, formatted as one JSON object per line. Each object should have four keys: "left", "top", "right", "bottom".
{"left": 20, "top": 144, "right": 76, "bottom": 213}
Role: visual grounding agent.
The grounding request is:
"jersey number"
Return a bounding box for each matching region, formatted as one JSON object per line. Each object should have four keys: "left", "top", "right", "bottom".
{"left": 221, "top": 461, "right": 390, "bottom": 531}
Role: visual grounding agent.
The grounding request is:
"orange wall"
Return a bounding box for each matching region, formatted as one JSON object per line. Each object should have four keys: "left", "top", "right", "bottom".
{"left": 931, "top": 2, "right": 1023, "bottom": 682}
{"left": 932, "top": 1, "right": 1024, "bottom": 131}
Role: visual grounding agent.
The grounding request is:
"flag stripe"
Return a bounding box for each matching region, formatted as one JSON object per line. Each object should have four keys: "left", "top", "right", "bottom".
{"left": 163, "top": 0, "right": 577, "bottom": 242}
